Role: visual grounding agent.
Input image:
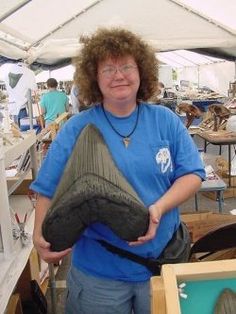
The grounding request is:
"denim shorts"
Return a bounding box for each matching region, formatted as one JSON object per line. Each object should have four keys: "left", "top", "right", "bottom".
{"left": 65, "top": 266, "right": 150, "bottom": 314}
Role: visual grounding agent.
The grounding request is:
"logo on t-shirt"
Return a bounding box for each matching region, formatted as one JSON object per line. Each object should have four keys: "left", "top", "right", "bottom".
{"left": 155, "top": 148, "right": 173, "bottom": 173}
{"left": 8, "top": 72, "right": 23, "bottom": 88}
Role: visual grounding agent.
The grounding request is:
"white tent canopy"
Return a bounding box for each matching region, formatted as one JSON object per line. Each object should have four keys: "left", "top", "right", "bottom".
{"left": 157, "top": 50, "right": 235, "bottom": 95}
{"left": 0, "top": 0, "right": 236, "bottom": 67}
{"left": 176, "top": 61, "right": 235, "bottom": 95}
{"left": 157, "top": 50, "right": 225, "bottom": 68}
{"left": 35, "top": 65, "right": 75, "bottom": 83}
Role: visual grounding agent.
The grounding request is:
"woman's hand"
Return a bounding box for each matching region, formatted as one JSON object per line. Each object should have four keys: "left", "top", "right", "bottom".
{"left": 32, "top": 194, "right": 71, "bottom": 263}
{"left": 128, "top": 174, "right": 202, "bottom": 246}
{"left": 33, "top": 233, "right": 71, "bottom": 264}
{"left": 128, "top": 204, "right": 163, "bottom": 246}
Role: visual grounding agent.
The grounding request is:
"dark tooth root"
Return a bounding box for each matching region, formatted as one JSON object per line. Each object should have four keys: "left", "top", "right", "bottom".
{"left": 42, "top": 124, "right": 149, "bottom": 251}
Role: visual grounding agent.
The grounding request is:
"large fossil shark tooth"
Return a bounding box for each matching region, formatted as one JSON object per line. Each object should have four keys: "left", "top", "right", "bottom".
{"left": 214, "top": 288, "right": 236, "bottom": 314}
{"left": 42, "top": 124, "right": 149, "bottom": 251}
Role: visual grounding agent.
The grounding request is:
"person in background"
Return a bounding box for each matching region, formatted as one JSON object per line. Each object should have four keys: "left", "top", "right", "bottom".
{"left": 157, "top": 81, "right": 168, "bottom": 98}
{"left": 31, "top": 28, "right": 205, "bottom": 314}
{"left": 4, "top": 61, "right": 37, "bottom": 127}
{"left": 70, "top": 83, "right": 80, "bottom": 114}
{"left": 40, "top": 78, "right": 69, "bottom": 127}
{"left": 70, "top": 80, "right": 89, "bottom": 113}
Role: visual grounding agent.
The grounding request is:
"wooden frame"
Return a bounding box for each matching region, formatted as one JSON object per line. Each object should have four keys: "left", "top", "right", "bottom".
{"left": 151, "top": 259, "right": 236, "bottom": 314}
{"left": 6, "top": 293, "right": 23, "bottom": 314}
{"left": 39, "top": 112, "right": 70, "bottom": 151}
{"left": 48, "top": 112, "right": 69, "bottom": 139}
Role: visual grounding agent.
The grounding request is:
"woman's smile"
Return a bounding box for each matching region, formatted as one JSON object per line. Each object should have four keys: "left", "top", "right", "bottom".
{"left": 98, "top": 56, "right": 140, "bottom": 107}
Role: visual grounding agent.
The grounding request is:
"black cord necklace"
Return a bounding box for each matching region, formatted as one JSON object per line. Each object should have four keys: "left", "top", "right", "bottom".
{"left": 101, "top": 104, "right": 140, "bottom": 148}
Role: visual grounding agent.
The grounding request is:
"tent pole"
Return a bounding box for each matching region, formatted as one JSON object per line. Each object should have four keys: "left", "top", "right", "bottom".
{"left": 197, "top": 66, "right": 200, "bottom": 89}
{"left": 234, "top": 60, "right": 236, "bottom": 81}
{"left": 0, "top": 0, "right": 31, "bottom": 23}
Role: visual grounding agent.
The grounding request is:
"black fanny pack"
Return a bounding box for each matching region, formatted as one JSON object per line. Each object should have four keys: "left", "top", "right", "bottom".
{"left": 97, "top": 221, "right": 191, "bottom": 275}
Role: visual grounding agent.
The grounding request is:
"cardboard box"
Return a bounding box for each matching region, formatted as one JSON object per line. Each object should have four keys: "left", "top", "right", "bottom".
{"left": 181, "top": 211, "right": 236, "bottom": 242}
{"left": 7, "top": 171, "right": 33, "bottom": 195}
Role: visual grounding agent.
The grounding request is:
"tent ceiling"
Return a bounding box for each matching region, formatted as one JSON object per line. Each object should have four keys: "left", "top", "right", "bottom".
{"left": 177, "top": 0, "right": 236, "bottom": 31}
{"left": 0, "top": 49, "right": 228, "bottom": 82}
{"left": 0, "top": 0, "right": 236, "bottom": 68}
{"left": 157, "top": 50, "right": 225, "bottom": 68}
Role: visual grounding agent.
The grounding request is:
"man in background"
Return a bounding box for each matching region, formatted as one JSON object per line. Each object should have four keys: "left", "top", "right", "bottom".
{"left": 40, "top": 78, "right": 69, "bottom": 127}
{"left": 158, "top": 82, "right": 168, "bottom": 98}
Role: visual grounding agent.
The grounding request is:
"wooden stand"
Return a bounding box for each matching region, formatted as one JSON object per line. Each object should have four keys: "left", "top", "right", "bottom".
{"left": 151, "top": 277, "right": 166, "bottom": 314}
{"left": 6, "top": 293, "right": 23, "bottom": 314}
{"left": 181, "top": 211, "right": 236, "bottom": 242}
{"left": 47, "top": 112, "right": 69, "bottom": 140}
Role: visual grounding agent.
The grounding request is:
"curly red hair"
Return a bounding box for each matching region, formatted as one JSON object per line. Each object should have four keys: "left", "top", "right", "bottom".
{"left": 73, "top": 28, "right": 159, "bottom": 105}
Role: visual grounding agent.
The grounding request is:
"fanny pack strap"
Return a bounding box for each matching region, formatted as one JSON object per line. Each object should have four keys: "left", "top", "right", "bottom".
{"left": 97, "top": 222, "right": 190, "bottom": 276}
{"left": 97, "top": 239, "right": 161, "bottom": 275}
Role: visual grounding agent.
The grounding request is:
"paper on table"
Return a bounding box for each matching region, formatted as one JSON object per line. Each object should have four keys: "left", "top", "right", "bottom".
{"left": 5, "top": 168, "right": 18, "bottom": 177}
{"left": 205, "top": 165, "right": 215, "bottom": 176}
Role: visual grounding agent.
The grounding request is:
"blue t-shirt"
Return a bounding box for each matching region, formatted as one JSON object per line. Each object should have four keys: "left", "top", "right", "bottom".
{"left": 31, "top": 103, "right": 205, "bottom": 282}
{"left": 40, "top": 90, "right": 68, "bottom": 124}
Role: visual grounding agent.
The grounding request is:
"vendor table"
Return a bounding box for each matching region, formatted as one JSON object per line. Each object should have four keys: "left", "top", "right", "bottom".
{"left": 197, "top": 131, "right": 236, "bottom": 187}
{"left": 159, "top": 98, "right": 177, "bottom": 112}
{"left": 195, "top": 173, "right": 227, "bottom": 212}
{"left": 192, "top": 99, "right": 223, "bottom": 112}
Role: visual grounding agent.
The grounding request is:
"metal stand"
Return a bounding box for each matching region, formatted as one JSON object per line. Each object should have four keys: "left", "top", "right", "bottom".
{"left": 48, "top": 263, "right": 57, "bottom": 314}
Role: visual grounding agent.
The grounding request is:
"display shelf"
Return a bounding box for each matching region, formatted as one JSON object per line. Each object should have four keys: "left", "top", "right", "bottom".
{"left": 0, "top": 210, "right": 34, "bottom": 314}
{"left": 0, "top": 130, "right": 38, "bottom": 314}
{"left": 0, "top": 130, "right": 37, "bottom": 255}
{"left": 3, "top": 131, "right": 36, "bottom": 168}
{"left": 7, "top": 167, "right": 32, "bottom": 196}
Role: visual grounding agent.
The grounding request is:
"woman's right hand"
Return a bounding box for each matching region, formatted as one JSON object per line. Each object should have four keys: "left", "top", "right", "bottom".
{"left": 33, "top": 233, "right": 71, "bottom": 264}
{"left": 33, "top": 194, "right": 71, "bottom": 263}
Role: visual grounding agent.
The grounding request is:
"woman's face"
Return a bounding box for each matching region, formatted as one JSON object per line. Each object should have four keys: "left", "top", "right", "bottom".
{"left": 97, "top": 55, "right": 140, "bottom": 105}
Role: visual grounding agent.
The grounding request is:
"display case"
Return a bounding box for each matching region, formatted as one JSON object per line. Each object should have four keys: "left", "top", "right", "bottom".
{"left": 0, "top": 130, "right": 37, "bottom": 312}
{"left": 151, "top": 259, "right": 236, "bottom": 314}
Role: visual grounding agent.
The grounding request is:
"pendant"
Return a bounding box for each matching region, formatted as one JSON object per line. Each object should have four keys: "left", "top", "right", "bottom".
{"left": 123, "top": 137, "right": 130, "bottom": 148}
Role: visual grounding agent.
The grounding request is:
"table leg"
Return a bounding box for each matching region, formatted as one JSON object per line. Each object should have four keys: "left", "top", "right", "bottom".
{"left": 194, "top": 194, "right": 198, "bottom": 211}
{"left": 217, "top": 191, "right": 224, "bottom": 213}
{"left": 219, "top": 145, "right": 222, "bottom": 155}
{"left": 48, "top": 263, "right": 58, "bottom": 314}
{"left": 228, "top": 144, "right": 231, "bottom": 187}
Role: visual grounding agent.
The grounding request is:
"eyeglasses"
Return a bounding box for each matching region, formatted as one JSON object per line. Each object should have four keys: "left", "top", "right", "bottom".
{"left": 100, "top": 64, "right": 138, "bottom": 78}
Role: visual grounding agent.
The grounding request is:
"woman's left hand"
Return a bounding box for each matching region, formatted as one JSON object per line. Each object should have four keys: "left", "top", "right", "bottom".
{"left": 128, "top": 204, "right": 162, "bottom": 246}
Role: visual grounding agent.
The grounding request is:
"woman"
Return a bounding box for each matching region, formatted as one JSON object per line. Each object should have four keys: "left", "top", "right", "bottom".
{"left": 31, "top": 28, "right": 205, "bottom": 314}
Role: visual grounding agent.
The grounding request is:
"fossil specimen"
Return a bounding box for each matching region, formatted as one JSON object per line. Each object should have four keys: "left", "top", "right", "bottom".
{"left": 42, "top": 124, "right": 149, "bottom": 251}
{"left": 176, "top": 103, "right": 202, "bottom": 128}
{"left": 207, "top": 104, "right": 231, "bottom": 131}
{"left": 214, "top": 288, "right": 236, "bottom": 314}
